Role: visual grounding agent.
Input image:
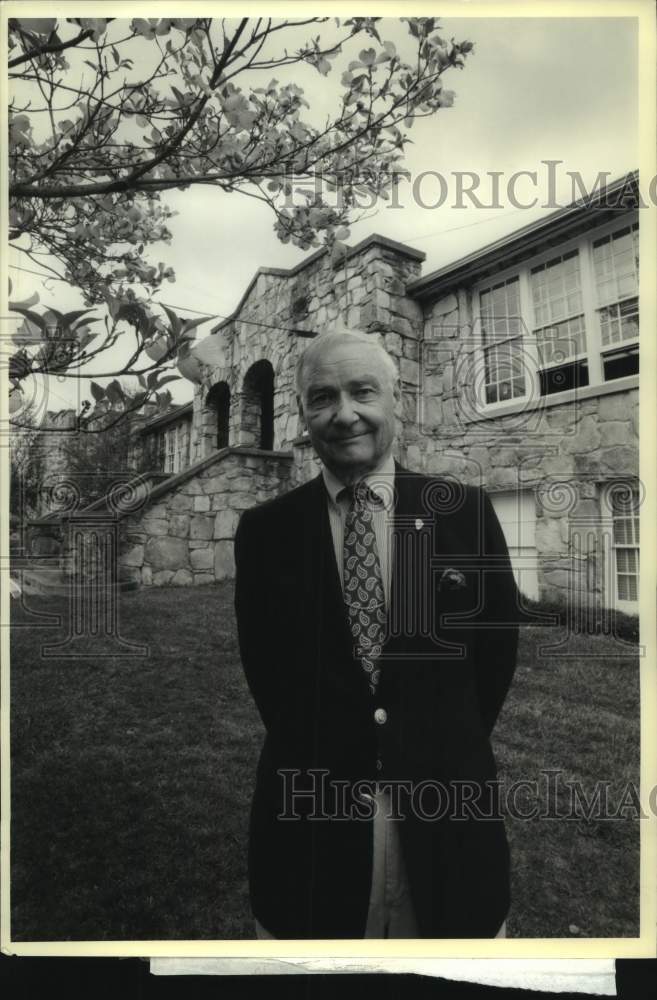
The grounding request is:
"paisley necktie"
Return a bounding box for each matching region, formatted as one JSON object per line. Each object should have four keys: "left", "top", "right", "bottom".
{"left": 341, "top": 481, "right": 387, "bottom": 695}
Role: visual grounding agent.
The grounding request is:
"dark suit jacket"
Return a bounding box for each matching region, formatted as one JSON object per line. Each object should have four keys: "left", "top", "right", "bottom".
{"left": 234, "top": 463, "right": 519, "bottom": 939}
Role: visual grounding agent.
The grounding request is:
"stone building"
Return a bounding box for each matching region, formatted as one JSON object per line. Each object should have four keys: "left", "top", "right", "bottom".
{"left": 33, "top": 173, "right": 641, "bottom": 615}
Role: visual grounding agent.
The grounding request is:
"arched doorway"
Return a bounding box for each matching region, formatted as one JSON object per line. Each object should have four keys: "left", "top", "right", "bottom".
{"left": 241, "top": 360, "right": 274, "bottom": 450}
{"left": 206, "top": 382, "right": 231, "bottom": 450}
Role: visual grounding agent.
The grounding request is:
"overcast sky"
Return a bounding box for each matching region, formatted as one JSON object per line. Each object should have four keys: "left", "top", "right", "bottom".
{"left": 10, "top": 15, "right": 639, "bottom": 412}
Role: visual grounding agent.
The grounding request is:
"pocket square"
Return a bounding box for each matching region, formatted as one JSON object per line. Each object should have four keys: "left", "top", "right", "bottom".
{"left": 438, "top": 567, "right": 467, "bottom": 592}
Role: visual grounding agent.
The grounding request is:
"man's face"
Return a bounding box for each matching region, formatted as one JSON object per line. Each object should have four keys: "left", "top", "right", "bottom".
{"left": 298, "top": 339, "right": 400, "bottom": 482}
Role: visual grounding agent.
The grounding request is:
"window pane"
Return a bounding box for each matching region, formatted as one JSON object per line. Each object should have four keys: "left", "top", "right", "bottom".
{"left": 538, "top": 360, "right": 589, "bottom": 396}
{"left": 535, "top": 304, "right": 548, "bottom": 325}
{"left": 531, "top": 252, "right": 583, "bottom": 328}
{"left": 593, "top": 222, "right": 639, "bottom": 306}
{"left": 484, "top": 341, "right": 526, "bottom": 402}
{"left": 613, "top": 519, "right": 628, "bottom": 545}
{"left": 599, "top": 297, "right": 638, "bottom": 347}
{"left": 618, "top": 574, "right": 638, "bottom": 602}
{"left": 610, "top": 484, "right": 640, "bottom": 605}
{"left": 480, "top": 277, "right": 521, "bottom": 343}
{"left": 551, "top": 299, "right": 566, "bottom": 321}
{"left": 536, "top": 315, "right": 586, "bottom": 366}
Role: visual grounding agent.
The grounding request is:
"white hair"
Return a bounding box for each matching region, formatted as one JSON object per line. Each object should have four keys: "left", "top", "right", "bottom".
{"left": 295, "top": 328, "right": 399, "bottom": 398}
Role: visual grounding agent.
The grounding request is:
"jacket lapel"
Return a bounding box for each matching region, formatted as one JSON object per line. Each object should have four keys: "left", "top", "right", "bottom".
{"left": 386, "top": 462, "right": 467, "bottom": 661}
{"left": 386, "top": 462, "right": 421, "bottom": 658}
{"left": 300, "top": 474, "right": 355, "bottom": 663}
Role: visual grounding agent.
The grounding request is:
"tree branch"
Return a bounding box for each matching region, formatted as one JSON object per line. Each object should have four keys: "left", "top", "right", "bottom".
{"left": 8, "top": 26, "right": 94, "bottom": 69}
{"left": 121, "top": 18, "right": 249, "bottom": 189}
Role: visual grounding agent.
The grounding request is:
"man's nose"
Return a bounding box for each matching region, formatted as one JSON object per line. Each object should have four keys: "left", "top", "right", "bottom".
{"left": 332, "top": 394, "right": 358, "bottom": 424}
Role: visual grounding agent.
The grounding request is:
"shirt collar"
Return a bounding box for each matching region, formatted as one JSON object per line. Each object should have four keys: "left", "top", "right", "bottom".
{"left": 322, "top": 454, "right": 396, "bottom": 509}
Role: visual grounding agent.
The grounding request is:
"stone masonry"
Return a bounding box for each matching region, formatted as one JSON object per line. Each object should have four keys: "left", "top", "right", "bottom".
{"left": 118, "top": 447, "right": 292, "bottom": 587}
{"left": 190, "top": 235, "right": 425, "bottom": 468}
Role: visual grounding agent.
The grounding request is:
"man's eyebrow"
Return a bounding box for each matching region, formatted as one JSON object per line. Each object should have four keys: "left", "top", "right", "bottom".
{"left": 348, "top": 375, "right": 381, "bottom": 388}
{"left": 305, "top": 374, "right": 381, "bottom": 394}
{"left": 306, "top": 382, "right": 335, "bottom": 394}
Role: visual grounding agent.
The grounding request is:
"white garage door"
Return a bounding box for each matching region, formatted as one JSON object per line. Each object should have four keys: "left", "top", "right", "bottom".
{"left": 490, "top": 490, "right": 539, "bottom": 600}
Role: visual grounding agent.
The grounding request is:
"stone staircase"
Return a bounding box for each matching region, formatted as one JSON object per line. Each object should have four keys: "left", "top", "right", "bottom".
{"left": 10, "top": 553, "right": 139, "bottom": 598}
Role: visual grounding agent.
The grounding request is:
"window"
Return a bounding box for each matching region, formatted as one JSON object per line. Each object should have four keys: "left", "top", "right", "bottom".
{"left": 176, "top": 423, "right": 190, "bottom": 471}
{"left": 165, "top": 428, "right": 175, "bottom": 473}
{"left": 532, "top": 250, "right": 583, "bottom": 330}
{"left": 592, "top": 224, "right": 639, "bottom": 310}
{"left": 598, "top": 298, "right": 639, "bottom": 348}
{"left": 531, "top": 250, "right": 589, "bottom": 396}
{"left": 160, "top": 422, "right": 191, "bottom": 474}
{"left": 156, "top": 432, "right": 166, "bottom": 470}
{"left": 602, "top": 345, "right": 638, "bottom": 381}
{"left": 490, "top": 490, "right": 538, "bottom": 600}
{"left": 592, "top": 223, "right": 639, "bottom": 381}
{"left": 474, "top": 215, "right": 639, "bottom": 411}
{"left": 537, "top": 359, "right": 588, "bottom": 396}
{"left": 605, "top": 483, "right": 640, "bottom": 610}
{"left": 479, "top": 277, "right": 525, "bottom": 404}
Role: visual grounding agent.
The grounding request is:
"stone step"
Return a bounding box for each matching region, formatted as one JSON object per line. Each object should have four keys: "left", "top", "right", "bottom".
{"left": 12, "top": 566, "right": 139, "bottom": 597}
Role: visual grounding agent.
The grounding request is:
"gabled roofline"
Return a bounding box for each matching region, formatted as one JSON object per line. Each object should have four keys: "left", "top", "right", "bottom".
{"left": 407, "top": 171, "right": 639, "bottom": 300}
{"left": 209, "top": 233, "right": 425, "bottom": 336}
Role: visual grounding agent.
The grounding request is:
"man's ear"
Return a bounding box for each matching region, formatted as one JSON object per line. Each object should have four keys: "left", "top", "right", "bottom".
{"left": 297, "top": 394, "right": 307, "bottom": 432}
{"left": 392, "top": 377, "right": 401, "bottom": 404}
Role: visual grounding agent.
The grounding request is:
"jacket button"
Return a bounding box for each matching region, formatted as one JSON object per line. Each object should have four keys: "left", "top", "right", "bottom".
{"left": 376, "top": 758, "right": 383, "bottom": 772}
{"left": 374, "top": 708, "right": 387, "bottom": 725}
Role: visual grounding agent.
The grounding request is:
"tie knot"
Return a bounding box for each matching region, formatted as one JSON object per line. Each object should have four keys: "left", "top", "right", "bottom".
{"left": 340, "top": 481, "right": 384, "bottom": 512}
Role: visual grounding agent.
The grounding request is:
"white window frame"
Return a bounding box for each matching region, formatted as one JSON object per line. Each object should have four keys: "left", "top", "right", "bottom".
{"left": 472, "top": 212, "right": 639, "bottom": 414}
{"left": 590, "top": 221, "right": 639, "bottom": 376}
{"left": 530, "top": 247, "right": 587, "bottom": 375}
{"left": 157, "top": 420, "right": 192, "bottom": 474}
{"left": 175, "top": 424, "right": 184, "bottom": 473}
{"left": 164, "top": 427, "right": 175, "bottom": 473}
{"left": 178, "top": 422, "right": 190, "bottom": 471}
{"left": 477, "top": 273, "right": 529, "bottom": 406}
{"left": 602, "top": 482, "right": 640, "bottom": 613}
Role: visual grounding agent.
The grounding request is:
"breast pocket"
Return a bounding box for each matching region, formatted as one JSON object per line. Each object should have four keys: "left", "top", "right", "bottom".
{"left": 435, "top": 570, "right": 482, "bottom": 629}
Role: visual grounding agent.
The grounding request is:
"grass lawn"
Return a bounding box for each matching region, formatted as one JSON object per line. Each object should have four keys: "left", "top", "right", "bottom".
{"left": 10, "top": 583, "right": 640, "bottom": 940}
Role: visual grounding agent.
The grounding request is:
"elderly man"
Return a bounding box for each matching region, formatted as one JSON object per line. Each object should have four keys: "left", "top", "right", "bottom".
{"left": 234, "top": 330, "right": 519, "bottom": 940}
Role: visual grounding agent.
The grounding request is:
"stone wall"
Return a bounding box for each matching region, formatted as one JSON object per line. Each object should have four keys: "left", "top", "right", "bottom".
{"left": 190, "top": 235, "right": 426, "bottom": 468}
{"left": 408, "top": 378, "right": 639, "bottom": 606}
{"left": 291, "top": 436, "right": 323, "bottom": 486}
{"left": 118, "top": 448, "right": 293, "bottom": 586}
